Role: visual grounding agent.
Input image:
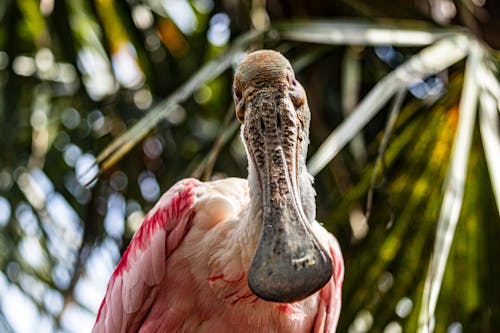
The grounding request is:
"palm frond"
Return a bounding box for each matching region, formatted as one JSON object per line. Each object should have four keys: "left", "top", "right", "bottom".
{"left": 82, "top": 30, "right": 263, "bottom": 183}
{"left": 479, "top": 92, "right": 500, "bottom": 213}
{"left": 276, "top": 20, "right": 455, "bottom": 46}
{"left": 417, "top": 42, "right": 481, "bottom": 333}
{"left": 307, "top": 34, "right": 469, "bottom": 176}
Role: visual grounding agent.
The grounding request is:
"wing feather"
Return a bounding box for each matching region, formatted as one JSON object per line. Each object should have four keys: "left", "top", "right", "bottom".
{"left": 141, "top": 246, "right": 155, "bottom": 286}
{"left": 109, "top": 276, "right": 123, "bottom": 328}
{"left": 151, "top": 228, "right": 167, "bottom": 283}
{"left": 121, "top": 259, "right": 139, "bottom": 292}
{"left": 93, "top": 178, "right": 199, "bottom": 333}
{"left": 122, "top": 270, "right": 144, "bottom": 314}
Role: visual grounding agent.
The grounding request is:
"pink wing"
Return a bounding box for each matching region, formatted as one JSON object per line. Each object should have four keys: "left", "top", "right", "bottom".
{"left": 93, "top": 178, "right": 199, "bottom": 333}
{"left": 313, "top": 234, "right": 344, "bottom": 333}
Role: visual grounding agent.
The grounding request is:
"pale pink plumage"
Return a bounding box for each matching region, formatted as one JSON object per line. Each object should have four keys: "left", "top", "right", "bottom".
{"left": 94, "top": 49, "right": 344, "bottom": 332}
{"left": 93, "top": 177, "right": 343, "bottom": 333}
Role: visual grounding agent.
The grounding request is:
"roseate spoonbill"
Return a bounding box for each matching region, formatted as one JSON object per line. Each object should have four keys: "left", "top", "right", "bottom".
{"left": 93, "top": 50, "right": 344, "bottom": 333}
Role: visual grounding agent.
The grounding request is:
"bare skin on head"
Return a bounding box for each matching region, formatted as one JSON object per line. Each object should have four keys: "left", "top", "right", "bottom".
{"left": 233, "top": 50, "right": 333, "bottom": 303}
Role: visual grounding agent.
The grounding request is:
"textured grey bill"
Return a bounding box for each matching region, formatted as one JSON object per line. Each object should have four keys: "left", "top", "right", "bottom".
{"left": 247, "top": 148, "right": 332, "bottom": 303}
{"left": 248, "top": 200, "right": 333, "bottom": 302}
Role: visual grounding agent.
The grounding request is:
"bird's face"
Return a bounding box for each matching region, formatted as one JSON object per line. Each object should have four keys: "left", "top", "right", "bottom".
{"left": 233, "top": 50, "right": 332, "bottom": 303}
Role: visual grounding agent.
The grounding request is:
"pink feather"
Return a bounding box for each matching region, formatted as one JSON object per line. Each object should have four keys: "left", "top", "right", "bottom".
{"left": 93, "top": 179, "right": 198, "bottom": 332}
{"left": 93, "top": 177, "right": 343, "bottom": 333}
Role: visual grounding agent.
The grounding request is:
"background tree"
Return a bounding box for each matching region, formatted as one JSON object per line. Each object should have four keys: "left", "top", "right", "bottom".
{"left": 0, "top": 0, "right": 499, "bottom": 332}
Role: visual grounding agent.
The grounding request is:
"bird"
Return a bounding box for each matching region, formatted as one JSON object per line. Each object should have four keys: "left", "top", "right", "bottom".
{"left": 93, "top": 50, "right": 344, "bottom": 333}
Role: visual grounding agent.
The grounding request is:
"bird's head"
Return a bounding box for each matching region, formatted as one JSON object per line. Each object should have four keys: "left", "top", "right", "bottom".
{"left": 233, "top": 50, "right": 332, "bottom": 303}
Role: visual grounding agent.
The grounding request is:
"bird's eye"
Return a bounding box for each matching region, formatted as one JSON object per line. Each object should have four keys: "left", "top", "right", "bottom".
{"left": 234, "top": 87, "right": 242, "bottom": 100}
{"left": 287, "top": 70, "right": 297, "bottom": 88}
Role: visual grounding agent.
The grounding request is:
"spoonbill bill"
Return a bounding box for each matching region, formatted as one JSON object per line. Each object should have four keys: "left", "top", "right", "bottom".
{"left": 93, "top": 50, "right": 344, "bottom": 333}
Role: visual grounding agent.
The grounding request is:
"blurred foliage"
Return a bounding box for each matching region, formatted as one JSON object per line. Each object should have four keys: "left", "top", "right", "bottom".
{"left": 0, "top": 0, "right": 499, "bottom": 332}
